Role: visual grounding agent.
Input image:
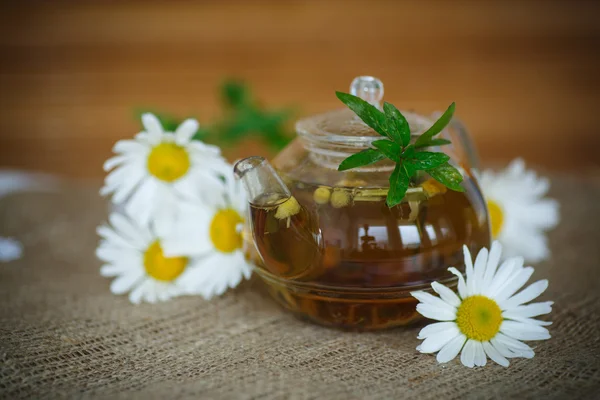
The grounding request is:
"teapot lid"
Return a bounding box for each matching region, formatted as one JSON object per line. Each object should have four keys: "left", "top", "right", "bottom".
{"left": 296, "top": 76, "right": 435, "bottom": 150}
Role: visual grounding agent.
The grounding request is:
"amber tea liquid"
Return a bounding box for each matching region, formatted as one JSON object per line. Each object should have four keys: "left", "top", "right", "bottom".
{"left": 250, "top": 179, "right": 490, "bottom": 330}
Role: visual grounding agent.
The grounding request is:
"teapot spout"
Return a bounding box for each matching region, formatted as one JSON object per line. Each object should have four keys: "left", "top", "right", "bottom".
{"left": 233, "top": 156, "right": 291, "bottom": 206}
{"left": 233, "top": 156, "right": 324, "bottom": 279}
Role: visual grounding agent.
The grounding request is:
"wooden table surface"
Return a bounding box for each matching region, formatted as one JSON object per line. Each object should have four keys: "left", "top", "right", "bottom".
{"left": 1, "top": 0, "right": 599, "bottom": 177}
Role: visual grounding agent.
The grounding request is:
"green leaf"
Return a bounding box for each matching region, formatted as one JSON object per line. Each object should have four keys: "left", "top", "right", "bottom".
{"left": 338, "top": 148, "right": 386, "bottom": 171}
{"left": 387, "top": 163, "right": 410, "bottom": 207}
{"left": 414, "top": 102, "right": 455, "bottom": 148}
{"left": 191, "top": 126, "right": 211, "bottom": 141}
{"left": 383, "top": 102, "right": 411, "bottom": 146}
{"left": 371, "top": 139, "right": 400, "bottom": 160}
{"left": 222, "top": 80, "right": 249, "bottom": 107}
{"left": 426, "top": 162, "right": 465, "bottom": 192}
{"left": 336, "top": 92, "right": 388, "bottom": 137}
{"left": 402, "top": 145, "right": 416, "bottom": 160}
{"left": 414, "top": 138, "right": 452, "bottom": 149}
{"left": 409, "top": 151, "right": 450, "bottom": 170}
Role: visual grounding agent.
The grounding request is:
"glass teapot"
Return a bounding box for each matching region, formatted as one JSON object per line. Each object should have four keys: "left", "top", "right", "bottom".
{"left": 234, "top": 76, "right": 491, "bottom": 330}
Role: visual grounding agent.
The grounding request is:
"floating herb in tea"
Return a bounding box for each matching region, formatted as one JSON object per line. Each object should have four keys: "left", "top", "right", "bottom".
{"left": 335, "top": 92, "right": 463, "bottom": 207}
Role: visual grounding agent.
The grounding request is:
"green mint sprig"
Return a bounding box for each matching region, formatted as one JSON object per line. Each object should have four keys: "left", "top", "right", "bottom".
{"left": 336, "top": 92, "right": 464, "bottom": 207}
{"left": 136, "top": 80, "right": 293, "bottom": 151}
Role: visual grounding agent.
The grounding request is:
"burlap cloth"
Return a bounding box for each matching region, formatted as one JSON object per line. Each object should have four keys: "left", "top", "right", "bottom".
{"left": 0, "top": 174, "right": 599, "bottom": 400}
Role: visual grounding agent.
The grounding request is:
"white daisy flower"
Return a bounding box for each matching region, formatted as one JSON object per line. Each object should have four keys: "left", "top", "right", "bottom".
{"left": 479, "top": 158, "right": 559, "bottom": 263}
{"left": 98, "top": 212, "right": 212, "bottom": 304}
{"left": 101, "top": 113, "right": 230, "bottom": 235}
{"left": 161, "top": 169, "right": 253, "bottom": 300}
{"left": 411, "top": 241, "right": 552, "bottom": 368}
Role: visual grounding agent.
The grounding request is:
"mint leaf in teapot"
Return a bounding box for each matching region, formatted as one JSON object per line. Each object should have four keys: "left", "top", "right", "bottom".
{"left": 414, "top": 102, "right": 455, "bottom": 148}
{"left": 387, "top": 163, "right": 410, "bottom": 207}
{"left": 338, "top": 148, "right": 386, "bottom": 171}
{"left": 335, "top": 92, "right": 463, "bottom": 207}
{"left": 426, "top": 162, "right": 465, "bottom": 192}
{"left": 371, "top": 139, "right": 401, "bottom": 160}
{"left": 335, "top": 92, "right": 388, "bottom": 137}
{"left": 383, "top": 102, "right": 411, "bottom": 146}
{"left": 408, "top": 151, "right": 450, "bottom": 170}
{"left": 414, "top": 138, "right": 452, "bottom": 149}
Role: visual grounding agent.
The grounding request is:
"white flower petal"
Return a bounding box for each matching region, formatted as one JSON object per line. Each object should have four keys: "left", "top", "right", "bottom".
{"left": 113, "top": 139, "right": 148, "bottom": 155}
{"left": 180, "top": 251, "right": 250, "bottom": 298}
{"left": 490, "top": 337, "right": 517, "bottom": 358}
{"left": 448, "top": 267, "right": 467, "bottom": 299}
{"left": 124, "top": 179, "right": 158, "bottom": 228}
{"left": 502, "top": 301, "right": 553, "bottom": 319}
{"left": 472, "top": 247, "right": 489, "bottom": 295}
{"left": 417, "top": 321, "right": 458, "bottom": 339}
{"left": 415, "top": 303, "right": 456, "bottom": 321}
{"left": 463, "top": 245, "right": 475, "bottom": 296}
{"left": 431, "top": 282, "right": 461, "bottom": 307}
{"left": 418, "top": 326, "right": 460, "bottom": 353}
{"left": 112, "top": 166, "right": 146, "bottom": 205}
{"left": 482, "top": 241, "right": 502, "bottom": 293}
{"left": 188, "top": 140, "right": 222, "bottom": 157}
{"left": 473, "top": 341, "right": 487, "bottom": 367}
{"left": 494, "top": 333, "right": 535, "bottom": 358}
{"left": 143, "top": 280, "right": 158, "bottom": 304}
{"left": 103, "top": 164, "right": 133, "bottom": 193}
{"left": 436, "top": 333, "right": 467, "bottom": 364}
{"left": 97, "top": 225, "right": 138, "bottom": 250}
{"left": 110, "top": 268, "right": 145, "bottom": 294}
{"left": 505, "top": 316, "right": 552, "bottom": 326}
{"left": 96, "top": 245, "right": 139, "bottom": 263}
{"left": 161, "top": 207, "right": 214, "bottom": 257}
{"left": 100, "top": 263, "right": 129, "bottom": 277}
{"left": 483, "top": 341, "right": 509, "bottom": 367}
{"left": 109, "top": 213, "right": 152, "bottom": 247}
{"left": 460, "top": 339, "right": 477, "bottom": 368}
{"left": 141, "top": 113, "right": 164, "bottom": 135}
{"left": 499, "top": 279, "right": 549, "bottom": 310}
{"left": 103, "top": 155, "right": 128, "bottom": 172}
{"left": 175, "top": 119, "right": 199, "bottom": 144}
{"left": 487, "top": 257, "right": 521, "bottom": 298}
{"left": 411, "top": 291, "right": 457, "bottom": 313}
{"left": 493, "top": 266, "right": 534, "bottom": 304}
{"left": 128, "top": 278, "right": 149, "bottom": 304}
{"left": 500, "top": 320, "right": 551, "bottom": 341}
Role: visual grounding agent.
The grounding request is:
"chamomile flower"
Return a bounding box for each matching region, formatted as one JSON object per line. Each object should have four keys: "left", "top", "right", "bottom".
{"left": 98, "top": 212, "right": 211, "bottom": 304}
{"left": 101, "top": 113, "right": 229, "bottom": 235}
{"left": 161, "top": 169, "right": 253, "bottom": 300}
{"left": 412, "top": 241, "right": 552, "bottom": 368}
{"left": 479, "top": 158, "right": 559, "bottom": 263}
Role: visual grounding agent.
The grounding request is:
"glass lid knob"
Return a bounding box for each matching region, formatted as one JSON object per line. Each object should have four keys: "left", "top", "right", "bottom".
{"left": 350, "top": 76, "right": 384, "bottom": 109}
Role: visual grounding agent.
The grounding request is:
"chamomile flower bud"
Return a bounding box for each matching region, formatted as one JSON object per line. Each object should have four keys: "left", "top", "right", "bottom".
{"left": 275, "top": 196, "right": 301, "bottom": 220}
{"left": 313, "top": 187, "right": 331, "bottom": 204}
{"left": 330, "top": 189, "right": 351, "bottom": 208}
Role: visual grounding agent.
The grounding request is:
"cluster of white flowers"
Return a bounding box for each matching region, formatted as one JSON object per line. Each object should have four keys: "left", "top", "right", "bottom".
{"left": 98, "top": 113, "right": 252, "bottom": 304}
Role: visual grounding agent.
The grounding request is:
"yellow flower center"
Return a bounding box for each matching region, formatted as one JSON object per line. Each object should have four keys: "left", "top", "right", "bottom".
{"left": 143, "top": 241, "right": 188, "bottom": 281}
{"left": 421, "top": 178, "right": 447, "bottom": 196}
{"left": 456, "top": 295, "right": 503, "bottom": 341}
{"left": 147, "top": 142, "right": 190, "bottom": 182}
{"left": 487, "top": 199, "right": 504, "bottom": 238}
{"left": 210, "top": 209, "right": 244, "bottom": 253}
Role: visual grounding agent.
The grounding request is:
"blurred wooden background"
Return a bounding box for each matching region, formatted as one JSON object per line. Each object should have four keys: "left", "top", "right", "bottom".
{"left": 1, "top": 0, "right": 599, "bottom": 178}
